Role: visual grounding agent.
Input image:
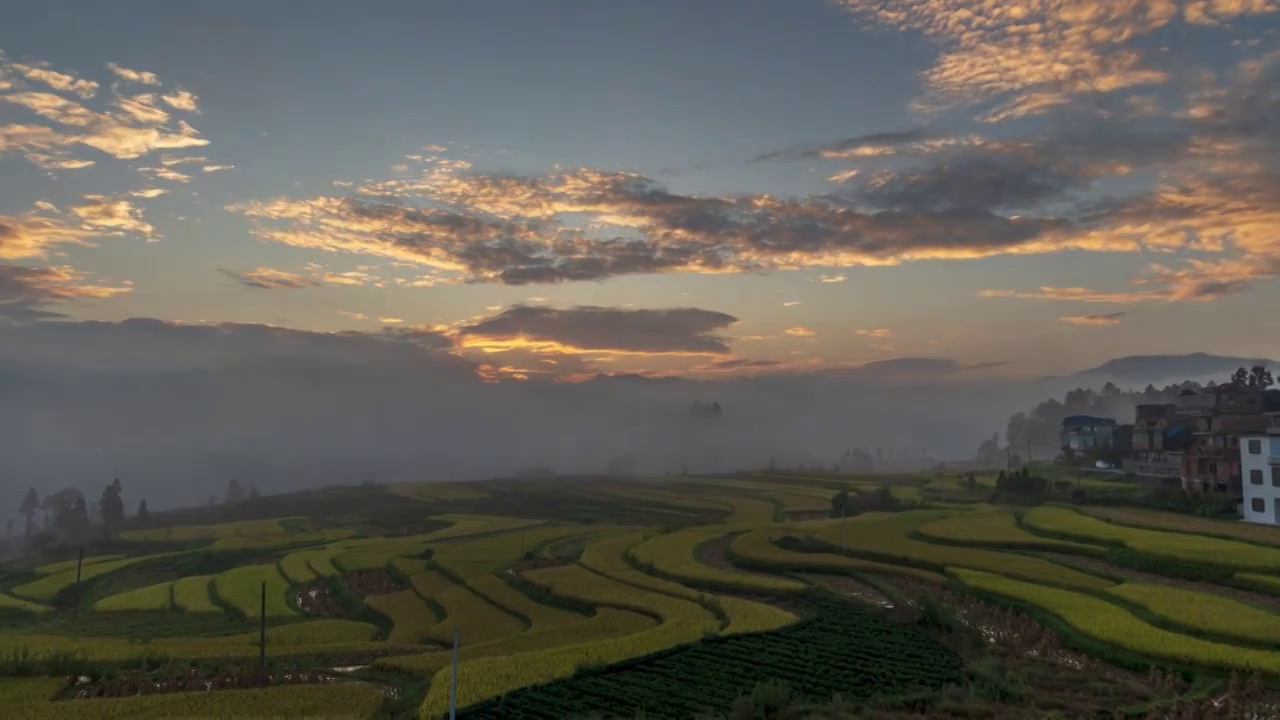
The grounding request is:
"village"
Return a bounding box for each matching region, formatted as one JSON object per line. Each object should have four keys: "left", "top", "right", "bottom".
{"left": 1060, "top": 369, "right": 1280, "bottom": 526}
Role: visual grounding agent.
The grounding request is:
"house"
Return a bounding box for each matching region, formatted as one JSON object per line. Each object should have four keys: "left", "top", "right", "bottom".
{"left": 1124, "top": 403, "right": 1194, "bottom": 479}
{"left": 1181, "top": 413, "right": 1270, "bottom": 496}
{"left": 1060, "top": 415, "right": 1118, "bottom": 454}
{"left": 1240, "top": 412, "right": 1280, "bottom": 526}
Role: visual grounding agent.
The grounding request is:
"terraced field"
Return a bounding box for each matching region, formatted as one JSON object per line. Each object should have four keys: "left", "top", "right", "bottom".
{"left": 7, "top": 474, "right": 1280, "bottom": 718}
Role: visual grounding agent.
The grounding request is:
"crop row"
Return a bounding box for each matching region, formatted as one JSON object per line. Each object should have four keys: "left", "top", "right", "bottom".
{"left": 1023, "top": 506, "right": 1280, "bottom": 572}
{"left": 429, "top": 525, "right": 603, "bottom": 578}
{"left": 211, "top": 564, "right": 297, "bottom": 618}
{"left": 727, "top": 528, "right": 945, "bottom": 583}
{"left": 579, "top": 532, "right": 798, "bottom": 635}
{"left": 457, "top": 596, "right": 962, "bottom": 719}
{"left": 1078, "top": 506, "right": 1280, "bottom": 548}
{"left": 465, "top": 573, "right": 585, "bottom": 632}
{"left": 12, "top": 552, "right": 186, "bottom": 601}
{"left": 809, "top": 511, "right": 1113, "bottom": 591}
{"left": 628, "top": 528, "right": 808, "bottom": 593}
{"left": 0, "top": 592, "right": 51, "bottom": 614}
{"left": 1104, "top": 583, "right": 1280, "bottom": 645}
{"left": 914, "top": 510, "right": 1105, "bottom": 555}
{"left": 0, "top": 678, "right": 67, "bottom": 705}
{"left": 377, "top": 607, "right": 654, "bottom": 676}
{"left": 6, "top": 683, "right": 385, "bottom": 719}
{"left": 950, "top": 567, "right": 1280, "bottom": 674}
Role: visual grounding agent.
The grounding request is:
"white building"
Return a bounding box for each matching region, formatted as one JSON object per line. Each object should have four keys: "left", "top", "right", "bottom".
{"left": 1241, "top": 411, "right": 1280, "bottom": 526}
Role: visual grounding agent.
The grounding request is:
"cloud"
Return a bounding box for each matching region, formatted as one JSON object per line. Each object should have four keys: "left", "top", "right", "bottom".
{"left": 160, "top": 90, "right": 199, "bottom": 112}
{"left": 140, "top": 166, "right": 192, "bottom": 183}
{"left": 70, "top": 196, "right": 155, "bottom": 237}
{"left": 817, "top": 274, "right": 846, "bottom": 283}
{"left": 782, "top": 301, "right": 802, "bottom": 307}
{"left": 456, "top": 305, "right": 738, "bottom": 355}
{"left": 202, "top": 164, "right": 233, "bottom": 172}
{"left": 220, "top": 267, "right": 321, "bottom": 290}
{"left": 856, "top": 328, "right": 892, "bottom": 339}
{"left": 338, "top": 311, "right": 368, "bottom": 321}
{"left": 0, "top": 55, "right": 214, "bottom": 172}
{"left": 107, "top": 63, "right": 162, "bottom": 86}
{"left": 160, "top": 154, "right": 208, "bottom": 166}
{"left": 1059, "top": 312, "right": 1126, "bottom": 326}
{"left": 9, "top": 62, "right": 98, "bottom": 98}
{"left": 784, "top": 326, "right": 815, "bottom": 338}
{"left": 0, "top": 208, "right": 97, "bottom": 259}
{"left": 380, "top": 317, "right": 404, "bottom": 324}
{"left": 752, "top": 128, "right": 942, "bottom": 162}
{"left": 232, "top": 165, "right": 1095, "bottom": 286}
{"left": 0, "top": 264, "right": 131, "bottom": 321}
{"left": 130, "top": 188, "right": 169, "bottom": 199}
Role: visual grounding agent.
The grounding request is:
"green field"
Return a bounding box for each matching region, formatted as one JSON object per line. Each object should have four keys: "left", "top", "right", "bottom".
{"left": 7, "top": 473, "right": 1280, "bottom": 718}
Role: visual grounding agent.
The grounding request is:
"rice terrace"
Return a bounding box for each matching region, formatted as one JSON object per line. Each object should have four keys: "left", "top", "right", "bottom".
{"left": 6, "top": 470, "right": 1280, "bottom": 718}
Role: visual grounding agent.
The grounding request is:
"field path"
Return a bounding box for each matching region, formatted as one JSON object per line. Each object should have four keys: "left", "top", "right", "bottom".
{"left": 1039, "top": 552, "right": 1280, "bottom": 613}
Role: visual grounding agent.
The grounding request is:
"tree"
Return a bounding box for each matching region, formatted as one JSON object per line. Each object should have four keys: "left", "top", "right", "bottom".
{"left": 1233, "top": 367, "right": 1250, "bottom": 386}
{"left": 99, "top": 478, "right": 125, "bottom": 536}
{"left": 226, "top": 477, "right": 246, "bottom": 504}
{"left": 1249, "top": 365, "right": 1274, "bottom": 389}
{"left": 249, "top": 483, "right": 261, "bottom": 500}
{"left": 65, "top": 493, "right": 89, "bottom": 540}
{"left": 1101, "top": 381, "right": 1120, "bottom": 398}
{"left": 19, "top": 488, "right": 39, "bottom": 538}
{"left": 135, "top": 499, "right": 150, "bottom": 526}
{"left": 966, "top": 473, "right": 977, "bottom": 492}
{"left": 830, "top": 490, "right": 851, "bottom": 517}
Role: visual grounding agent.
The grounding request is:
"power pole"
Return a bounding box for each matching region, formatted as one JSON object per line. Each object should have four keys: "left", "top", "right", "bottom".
{"left": 449, "top": 627, "right": 460, "bottom": 720}
{"left": 258, "top": 581, "right": 267, "bottom": 687}
{"left": 72, "top": 545, "right": 84, "bottom": 617}
{"left": 840, "top": 502, "right": 847, "bottom": 552}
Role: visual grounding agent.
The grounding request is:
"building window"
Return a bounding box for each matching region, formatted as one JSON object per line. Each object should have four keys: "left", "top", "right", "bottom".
{"left": 1252, "top": 469, "right": 1265, "bottom": 485}
{"left": 1249, "top": 439, "right": 1263, "bottom": 454}
{"left": 1253, "top": 498, "right": 1267, "bottom": 513}
{"left": 1273, "top": 467, "right": 1280, "bottom": 487}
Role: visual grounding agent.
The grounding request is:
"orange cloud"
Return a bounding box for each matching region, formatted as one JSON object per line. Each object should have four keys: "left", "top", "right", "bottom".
{"left": 1060, "top": 312, "right": 1125, "bottom": 326}
{"left": 856, "top": 328, "right": 892, "bottom": 339}
{"left": 784, "top": 326, "right": 815, "bottom": 338}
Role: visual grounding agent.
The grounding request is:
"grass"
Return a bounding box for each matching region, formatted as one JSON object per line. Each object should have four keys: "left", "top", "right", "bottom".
{"left": 628, "top": 527, "right": 809, "bottom": 593}
{"left": 170, "top": 574, "right": 220, "bottom": 613}
{"left": 120, "top": 518, "right": 294, "bottom": 542}
{"left": 0, "top": 677, "right": 67, "bottom": 704}
{"left": 34, "top": 555, "right": 125, "bottom": 575}
{"left": 1105, "top": 583, "right": 1280, "bottom": 645}
{"left": 425, "top": 581, "right": 527, "bottom": 645}
{"left": 914, "top": 509, "right": 1106, "bottom": 555}
{"left": 1024, "top": 505, "right": 1280, "bottom": 572}
{"left": 951, "top": 568, "right": 1280, "bottom": 674}
{"left": 0, "top": 593, "right": 52, "bottom": 614}
{"left": 211, "top": 564, "right": 296, "bottom": 618}
{"left": 7, "top": 683, "right": 385, "bottom": 719}
{"left": 1237, "top": 573, "right": 1280, "bottom": 592}
{"left": 429, "top": 524, "right": 601, "bottom": 577}
{"left": 419, "top": 514, "right": 544, "bottom": 542}
{"left": 810, "top": 511, "right": 1113, "bottom": 591}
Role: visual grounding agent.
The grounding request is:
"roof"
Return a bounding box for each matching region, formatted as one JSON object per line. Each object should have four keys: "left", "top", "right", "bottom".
{"left": 1192, "top": 414, "right": 1271, "bottom": 434}
{"left": 1062, "top": 415, "right": 1117, "bottom": 426}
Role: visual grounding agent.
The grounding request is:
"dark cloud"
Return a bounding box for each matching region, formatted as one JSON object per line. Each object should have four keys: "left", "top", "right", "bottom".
{"left": 750, "top": 128, "right": 938, "bottom": 163}
{"left": 1060, "top": 312, "right": 1126, "bottom": 326}
{"left": 707, "top": 358, "right": 784, "bottom": 370}
{"left": 457, "top": 305, "right": 738, "bottom": 355}
{"left": 0, "top": 264, "right": 129, "bottom": 322}
{"left": 219, "top": 267, "right": 321, "bottom": 290}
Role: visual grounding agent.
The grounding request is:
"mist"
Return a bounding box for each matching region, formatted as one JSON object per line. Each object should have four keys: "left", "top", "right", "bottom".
{"left": 0, "top": 317, "right": 1219, "bottom": 512}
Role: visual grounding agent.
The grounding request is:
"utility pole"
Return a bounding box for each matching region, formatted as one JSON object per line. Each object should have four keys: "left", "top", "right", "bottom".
{"left": 72, "top": 545, "right": 84, "bottom": 617}
{"left": 449, "top": 627, "right": 460, "bottom": 720}
{"left": 840, "top": 502, "right": 846, "bottom": 553}
{"left": 258, "top": 581, "right": 267, "bottom": 687}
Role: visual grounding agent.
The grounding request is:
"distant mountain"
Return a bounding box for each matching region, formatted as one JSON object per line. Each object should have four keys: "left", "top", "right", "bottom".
{"left": 1069, "top": 353, "right": 1276, "bottom": 384}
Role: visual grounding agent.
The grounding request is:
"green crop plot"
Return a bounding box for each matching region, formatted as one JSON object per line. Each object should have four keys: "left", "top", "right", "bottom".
{"left": 35, "top": 554, "right": 124, "bottom": 575}
{"left": 728, "top": 528, "right": 946, "bottom": 583}
{"left": 211, "top": 564, "right": 296, "bottom": 618}
{"left": 0, "top": 592, "right": 52, "bottom": 614}
{"left": 629, "top": 528, "right": 808, "bottom": 593}
{"left": 0, "top": 677, "right": 67, "bottom": 704}
{"left": 810, "top": 511, "right": 1112, "bottom": 591}
{"left": 425, "top": 582, "right": 527, "bottom": 646}
{"left": 171, "top": 574, "right": 220, "bottom": 613}
{"left": 1079, "top": 506, "right": 1280, "bottom": 547}
{"left": 952, "top": 568, "right": 1280, "bottom": 674}
{"left": 367, "top": 589, "right": 439, "bottom": 644}
{"left": 5, "top": 683, "right": 386, "bottom": 719}
{"left": 93, "top": 581, "right": 172, "bottom": 611}
{"left": 915, "top": 510, "right": 1106, "bottom": 554}
{"left": 1024, "top": 506, "right": 1280, "bottom": 571}
{"left": 1106, "top": 583, "right": 1280, "bottom": 644}
{"left": 466, "top": 573, "right": 584, "bottom": 631}
{"left": 12, "top": 552, "right": 185, "bottom": 601}
{"left": 429, "top": 525, "right": 601, "bottom": 577}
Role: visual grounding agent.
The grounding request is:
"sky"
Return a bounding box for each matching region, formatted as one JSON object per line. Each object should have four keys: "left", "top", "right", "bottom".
{"left": 4, "top": 0, "right": 1280, "bottom": 384}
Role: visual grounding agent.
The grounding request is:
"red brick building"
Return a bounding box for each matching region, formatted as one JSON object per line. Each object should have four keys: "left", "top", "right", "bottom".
{"left": 1179, "top": 385, "right": 1269, "bottom": 496}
